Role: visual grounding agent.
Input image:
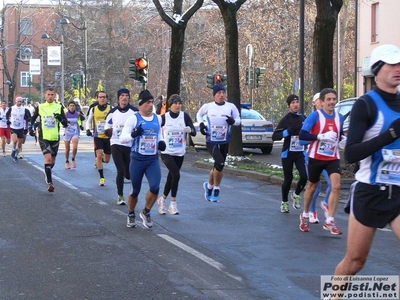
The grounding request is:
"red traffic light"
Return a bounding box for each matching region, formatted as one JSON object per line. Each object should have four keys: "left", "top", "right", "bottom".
{"left": 135, "top": 58, "right": 148, "bottom": 69}
{"left": 215, "top": 73, "right": 223, "bottom": 83}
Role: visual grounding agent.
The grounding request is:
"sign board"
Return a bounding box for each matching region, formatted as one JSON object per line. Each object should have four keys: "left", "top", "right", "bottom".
{"left": 362, "top": 56, "right": 374, "bottom": 77}
{"left": 29, "top": 58, "right": 41, "bottom": 75}
{"left": 47, "top": 46, "right": 61, "bottom": 66}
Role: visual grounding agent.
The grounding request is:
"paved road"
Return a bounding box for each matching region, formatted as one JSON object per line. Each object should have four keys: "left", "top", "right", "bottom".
{"left": 0, "top": 136, "right": 397, "bottom": 300}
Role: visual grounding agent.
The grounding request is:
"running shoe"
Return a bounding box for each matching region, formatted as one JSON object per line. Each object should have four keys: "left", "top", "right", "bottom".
{"left": 168, "top": 201, "right": 179, "bottom": 215}
{"left": 291, "top": 191, "right": 301, "bottom": 209}
{"left": 309, "top": 211, "right": 319, "bottom": 224}
{"left": 71, "top": 160, "right": 76, "bottom": 168}
{"left": 117, "top": 195, "right": 126, "bottom": 205}
{"left": 157, "top": 196, "right": 167, "bottom": 215}
{"left": 203, "top": 181, "right": 213, "bottom": 201}
{"left": 280, "top": 201, "right": 289, "bottom": 213}
{"left": 210, "top": 189, "right": 220, "bottom": 202}
{"left": 140, "top": 211, "right": 153, "bottom": 228}
{"left": 320, "top": 201, "right": 330, "bottom": 219}
{"left": 299, "top": 214, "right": 310, "bottom": 232}
{"left": 99, "top": 178, "right": 106, "bottom": 186}
{"left": 2, "top": 151, "right": 6, "bottom": 157}
{"left": 18, "top": 153, "right": 23, "bottom": 159}
{"left": 65, "top": 162, "right": 70, "bottom": 169}
{"left": 323, "top": 219, "right": 342, "bottom": 235}
{"left": 126, "top": 213, "right": 137, "bottom": 228}
{"left": 11, "top": 149, "right": 16, "bottom": 161}
{"left": 47, "top": 183, "right": 55, "bottom": 193}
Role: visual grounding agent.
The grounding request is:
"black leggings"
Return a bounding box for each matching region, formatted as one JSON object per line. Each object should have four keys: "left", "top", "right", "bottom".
{"left": 161, "top": 154, "right": 184, "bottom": 198}
{"left": 111, "top": 144, "right": 131, "bottom": 196}
{"left": 281, "top": 152, "right": 308, "bottom": 201}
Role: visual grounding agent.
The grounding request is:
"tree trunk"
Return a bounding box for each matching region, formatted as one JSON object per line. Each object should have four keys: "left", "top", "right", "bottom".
{"left": 312, "top": 0, "right": 343, "bottom": 92}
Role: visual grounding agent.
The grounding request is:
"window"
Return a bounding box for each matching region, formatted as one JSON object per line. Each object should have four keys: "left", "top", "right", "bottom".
{"left": 20, "top": 18, "right": 33, "bottom": 35}
{"left": 371, "top": 2, "right": 379, "bottom": 43}
{"left": 21, "top": 72, "right": 32, "bottom": 87}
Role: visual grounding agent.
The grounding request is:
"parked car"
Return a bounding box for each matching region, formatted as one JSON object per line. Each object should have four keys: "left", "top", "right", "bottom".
{"left": 190, "top": 103, "right": 274, "bottom": 154}
{"left": 335, "top": 97, "right": 358, "bottom": 173}
{"left": 334, "top": 97, "right": 357, "bottom": 135}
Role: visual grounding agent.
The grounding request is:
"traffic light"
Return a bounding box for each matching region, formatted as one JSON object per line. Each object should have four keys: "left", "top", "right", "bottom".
{"left": 206, "top": 74, "right": 214, "bottom": 89}
{"left": 215, "top": 73, "right": 223, "bottom": 84}
{"left": 222, "top": 74, "right": 227, "bottom": 87}
{"left": 71, "top": 74, "right": 79, "bottom": 89}
{"left": 135, "top": 58, "right": 148, "bottom": 83}
{"left": 129, "top": 59, "right": 139, "bottom": 80}
{"left": 255, "top": 67, "right": 266, "bottom": 88}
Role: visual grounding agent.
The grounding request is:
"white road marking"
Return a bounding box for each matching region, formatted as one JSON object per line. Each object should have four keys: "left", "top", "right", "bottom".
{"left": 158, "top": 234, "right": 242, "bottom": 282}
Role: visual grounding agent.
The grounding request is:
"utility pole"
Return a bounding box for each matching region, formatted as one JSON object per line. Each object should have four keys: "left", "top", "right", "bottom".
{"left": 246, "top": 44, "right": 254, "bottom": 107}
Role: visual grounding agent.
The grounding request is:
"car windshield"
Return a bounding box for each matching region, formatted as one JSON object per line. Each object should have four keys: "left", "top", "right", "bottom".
{"left": 241, "top": 109, "right": 265, "bottom": 120}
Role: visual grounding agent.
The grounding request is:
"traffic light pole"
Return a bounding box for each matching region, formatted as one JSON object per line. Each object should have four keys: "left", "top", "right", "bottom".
{"left": 246, "top": 44, "right": 254, "bottom": 108}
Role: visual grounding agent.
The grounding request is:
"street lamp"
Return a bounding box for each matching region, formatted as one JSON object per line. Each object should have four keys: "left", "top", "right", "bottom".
{"left": 60, "top": 17, "right": 88, "bottom": 105}
{"left": 41, "top": 33, "right": 64, "bottom": 104}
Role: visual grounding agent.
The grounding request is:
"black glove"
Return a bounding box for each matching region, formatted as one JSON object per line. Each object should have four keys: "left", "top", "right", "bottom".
{"left": 6, "top": 120, "right": 11, "bottom": 126}
{"left": 199, "top": 122, "right": 208, "bottom": 135}
{"left": 158, "top": 140, "right": 166, "bottom": 151}
{"left": 86, "top": 129, "right": 93, "bottom": 137}
{"left": 388, "top": 118, "right": 400, "bottom": 139}
{"left": 0, "top": 117, "right": 2, "bottom": 120}
{"left": 80, "top": 125, "right": 84, "bottom": 131}
{"left": 53, "top": 113, "right": 63, "bottom": 122}
{"left": 226, "top": 116, "right": 235, "bottom": 126}
{"left": 23, "top": 129, "right": 28, "bottom": 135}
{"left": 29, "top": 128, "right": 35, "bottom": 137}
{"left": 131, "top": 123, "right": 143, "bottom": 138}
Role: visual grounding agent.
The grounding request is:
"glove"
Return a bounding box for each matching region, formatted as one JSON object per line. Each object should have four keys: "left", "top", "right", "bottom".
{"left": 6, "top": 120, "right": 11, "bottom": 126}
{"left": 29, "top": 128, "right": 35, "bottom": 137}
{"left": 53, "top": 113, "right": 63, "bottom": 122}
{"left": 158, "top": 140, "right": 166, "bottom": 151}
{"left": 317, "top": 131, "right": 337, "bottom": 142}
{"left": 86, "top": 129, "right": 93, "bottom": 137}
{"left": 226, "top": 116, "right": 235, "bottom": 126}
{"left": 338, "top": 135, "right": 347, "bottom": 150}
{"left": 80, "top": 125, "right": 84, "bottom": 131}
{"left": 199, "top": 122, "right": 208, "bottom": 135}
{"left": 183, "top": 126, "right": 192, "bottom": 133}
{"left": 130, "top": 123, "right": 143, "bottom": 138}
{"left": 388, "top": 118, "right": 400, "bottom": 139}
{"left": 0, "top": 117, "right": 2, "bottom": 120}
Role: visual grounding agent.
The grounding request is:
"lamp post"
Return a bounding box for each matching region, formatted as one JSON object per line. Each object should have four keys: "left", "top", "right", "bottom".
{"left": 40, "top": 49, "right": 44, "bottom": 102}
{"left": 60, "top": 17, "right": 88, "bottom": 105}
{"left": 41, "top": 33, "right": 64, "bottom": 104}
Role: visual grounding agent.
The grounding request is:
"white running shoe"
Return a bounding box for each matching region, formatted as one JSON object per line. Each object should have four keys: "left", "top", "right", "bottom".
{"left": 168, "top": 201, "right": 179, "bottom": 215}
{"left": 157, "top": 197, "right": 167, "bottom": 215}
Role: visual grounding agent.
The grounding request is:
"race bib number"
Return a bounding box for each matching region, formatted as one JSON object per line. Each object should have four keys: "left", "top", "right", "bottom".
{"left": 66, "top": 124, "right": 77, "bottom": 133}
{"left": 97, "top": 121, "right": 106, "bottom": 133}
{"left": 210, "top": 125, "right": 227, "bottom": 142}
{"left": 13, "top": 117, "right": 21, "bottom": 127}
{"left": 167, "top": 131, "right": 184, "bottom": 149}
{"left": 316, "top": 141, "right": 337, "bottom": 157}
{"left": 289, "top": 135, "right": 304, "bottom": 152}
{"left": 138, "top": 135, "right": 157, "bottom": 155}
{"left": 43, "top": 116, "right": 56, "bottom": 129}
{"left": 115, "top": 124, "right": 124, "bottom": 138}
{"left": 376, "top": 149, "right": 400, "bottom": 184}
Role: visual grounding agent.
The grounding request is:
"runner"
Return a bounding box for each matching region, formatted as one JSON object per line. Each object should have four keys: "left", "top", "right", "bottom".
{"left": 157, "top": 94, "right": 196, "bottom": 215}
{"left": 86, "top": 91, "right": 111, "bottom": 186}
{"left": 104, "top": 88, "right": 138, "bottom": 205}
{"left": 30, "top": 88, "right": 68, "bottom": 192}
{"left": 0, "top": 100, "right": 11, "bottom": 157}
{"left": 64, "top": 100, "right": 85, "bottom": 169}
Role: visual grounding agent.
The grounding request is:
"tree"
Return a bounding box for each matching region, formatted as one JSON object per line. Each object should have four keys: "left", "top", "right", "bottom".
{"left": 153, "top": 0, "right": 204, "bottom": 108}
{"left": 211, "top": 0, "right": 247, "bottom": 156}
{"left": 312, "top": 0, "right": 343, "bottom": 92}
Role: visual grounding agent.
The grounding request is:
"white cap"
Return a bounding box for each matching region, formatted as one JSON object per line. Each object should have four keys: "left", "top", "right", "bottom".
{"left": 369, "top": 44, "right": 400, "bottom": 67}
{"left": 312, "top": 92, "right": 320, "bottom": 103}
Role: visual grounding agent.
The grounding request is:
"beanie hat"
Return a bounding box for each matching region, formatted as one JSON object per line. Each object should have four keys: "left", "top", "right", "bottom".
{"left": 168, "top": 95, "right": 182, "bottom": 107}
{"left": 138, "top": 89, "right": 154, "bottom": 106}
{"left": 286, "top": 94, "right": 299, "bottom": 106}
{"left": 213, "top": 84, "right": 226, "bottom": 96}
{"left": 117, "top": 88, "right": 130, "bottom": 98}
